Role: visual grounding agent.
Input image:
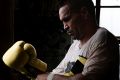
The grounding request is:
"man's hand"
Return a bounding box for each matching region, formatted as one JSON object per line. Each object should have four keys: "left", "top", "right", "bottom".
{"left": 35, "top": 74, "right": 48, "bottom": 80}
{"left": 69, "top": 73, "right": 85, "bottom": 80}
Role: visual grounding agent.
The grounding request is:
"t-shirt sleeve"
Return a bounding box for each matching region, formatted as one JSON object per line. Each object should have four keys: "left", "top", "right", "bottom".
{"left": 81, "top": 42, "right": 118, "bottom": 80}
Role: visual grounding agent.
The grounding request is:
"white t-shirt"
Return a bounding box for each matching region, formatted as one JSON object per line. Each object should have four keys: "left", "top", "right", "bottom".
{"left": 51, "top": 27, "right": 119, "bottom": 80}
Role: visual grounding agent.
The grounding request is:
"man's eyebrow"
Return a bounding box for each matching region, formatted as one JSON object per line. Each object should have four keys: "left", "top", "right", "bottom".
{"left": 62, "top": 14, "right": 71, "bottom": 21}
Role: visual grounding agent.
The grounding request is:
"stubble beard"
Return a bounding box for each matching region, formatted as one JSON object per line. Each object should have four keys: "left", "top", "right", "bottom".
{"left": 72, "top": 31, "right": 84, "bottom": 40}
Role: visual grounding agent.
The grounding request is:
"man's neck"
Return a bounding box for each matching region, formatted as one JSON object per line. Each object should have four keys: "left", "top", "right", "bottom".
{"left": 79, "top": 26, "right": 99, "bottom": 48}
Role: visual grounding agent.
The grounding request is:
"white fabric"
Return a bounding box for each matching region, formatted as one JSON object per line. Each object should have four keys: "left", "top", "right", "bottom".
{"left": 52, "top": 40, "right": 81, "bottom": 75}
{"left": 51, "top": 27, "right": 118, "bottom": 80}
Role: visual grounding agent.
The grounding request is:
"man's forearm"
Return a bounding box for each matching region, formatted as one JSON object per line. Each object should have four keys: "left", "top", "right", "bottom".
{"left": 52, "top": 73, "right": 85, "bottom": 80}
{"left": 52, "top": 74, "right": 68, "bottom": 80}
{"left": 36, "top": 73, "right": 85, "bottom": 80}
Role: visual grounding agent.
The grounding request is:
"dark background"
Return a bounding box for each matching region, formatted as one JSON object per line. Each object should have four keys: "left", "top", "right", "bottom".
{"left": 0, "top": 0, "right": 71, "bottom": 79}
{"left": 0, "top": 0, "right": 119, "bottom": 80}
{"left": 14, "top": 0, "right": 72, "bottom": 71}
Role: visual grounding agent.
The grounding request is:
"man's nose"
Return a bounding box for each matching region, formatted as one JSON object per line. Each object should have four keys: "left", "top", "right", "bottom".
{"left": 63, "top": 23, "right": 69, "bottom": 29}
{"left": 64, "top": 25, "right": 69, "bottom": 32}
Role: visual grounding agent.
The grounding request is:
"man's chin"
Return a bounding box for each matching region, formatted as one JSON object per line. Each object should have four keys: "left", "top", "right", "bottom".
{"left": 71, "top": 35, "right": 77, "bottom": 40}
{"left": 71, "top": 35, "right": 82, "bottom": 40}
{"left": 67, "top": 32, "right": 72, "bottom": 36}
{"left": 67, "top": 33, "right": 79, "bottom": 40}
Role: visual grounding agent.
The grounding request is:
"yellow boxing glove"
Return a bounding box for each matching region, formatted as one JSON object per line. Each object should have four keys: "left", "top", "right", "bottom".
{"left": 2, "top": 40, "right": 47, "bottom": 76}
{"left": 2, "top": 40, "right": 28, "bottom": 73}
{"left": 24, "top": 43, "right": 47, "bottom": 72}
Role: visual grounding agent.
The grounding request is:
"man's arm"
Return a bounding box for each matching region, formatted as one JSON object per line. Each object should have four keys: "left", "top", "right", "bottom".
{"left": 35, "top": 73, "right": 86, "bottom": 80}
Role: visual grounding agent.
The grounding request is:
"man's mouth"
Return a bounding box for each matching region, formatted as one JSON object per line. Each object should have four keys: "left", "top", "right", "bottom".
{"left": 67, "top": 30, "right": 72, "bottom": 35}
{"left": 64, "top": 28, "right": 73, "bottom": 35}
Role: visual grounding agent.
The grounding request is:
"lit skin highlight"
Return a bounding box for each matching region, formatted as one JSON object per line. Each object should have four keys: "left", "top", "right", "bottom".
{"left": 59, "top": 5, "right": 85, "bottom": 40}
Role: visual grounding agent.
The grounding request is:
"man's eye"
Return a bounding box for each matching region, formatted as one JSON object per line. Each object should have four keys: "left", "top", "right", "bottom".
{"left": 63, "top": 16, "right": 70, "bottom": 22}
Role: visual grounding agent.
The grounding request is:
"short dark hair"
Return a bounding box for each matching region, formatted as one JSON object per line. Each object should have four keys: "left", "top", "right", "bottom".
{"left": 58, "top": 0, "right": 95, "bottom": 18}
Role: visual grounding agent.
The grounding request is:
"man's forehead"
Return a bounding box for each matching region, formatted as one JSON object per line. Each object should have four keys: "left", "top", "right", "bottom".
{"left": 59, "top": 5, "right": 70, "bottom": 20}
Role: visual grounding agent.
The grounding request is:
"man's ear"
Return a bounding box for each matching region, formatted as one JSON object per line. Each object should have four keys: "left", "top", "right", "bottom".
{"left": 79, "top": 7, "right": 89, "bottom": 20}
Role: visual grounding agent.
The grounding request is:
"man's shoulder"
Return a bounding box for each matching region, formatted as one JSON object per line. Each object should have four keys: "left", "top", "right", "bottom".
{"left": 94, "top": 27, "right": 108, "bottom": 40}
{"left": 87, "top": 27, "right": 118, "bottom": 52}
{"left": 92, "top": 27, "right": 117, "bottom": 43}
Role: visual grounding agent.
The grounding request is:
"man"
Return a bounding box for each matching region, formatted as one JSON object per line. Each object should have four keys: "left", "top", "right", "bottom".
{"left": 36, "top": 0, "right": 119, "bottom": 80}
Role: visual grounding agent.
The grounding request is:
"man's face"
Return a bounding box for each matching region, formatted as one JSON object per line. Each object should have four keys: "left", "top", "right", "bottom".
{"left": 59, "top": 5, "right": 85, "bottom": 40}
